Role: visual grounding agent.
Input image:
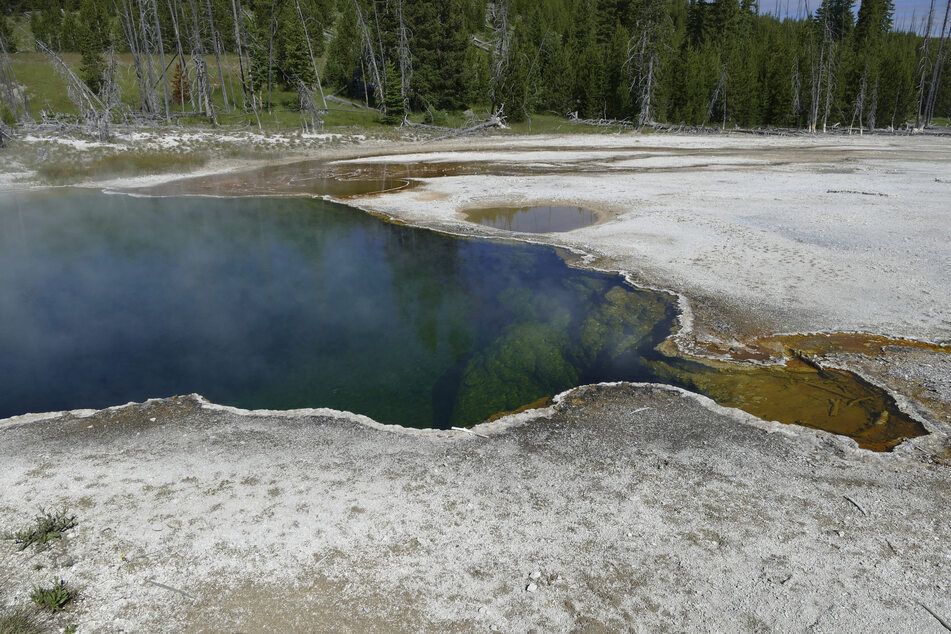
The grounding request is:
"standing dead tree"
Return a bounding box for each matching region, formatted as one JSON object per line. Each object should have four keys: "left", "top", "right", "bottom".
{"left": 295, "top": 78, "right": 322, "bottom": 131}
{"left": 115, "top": 0, "right": 158, "bottom": 116}
{"left": 151, "top": 0, "right": 171, "bottom": 121}
{"left": 350, "top": 0, "right": 384, "bottom": 107}
{"left": 167, "top": 0, "right": 198, "bottom": 113}
{"left": 626, "top": 0, "right": 671, "bottom": 127}
{"left": 808, "top": 17, "right": 833, "bottom": 132}
{"left": 100, "top": 46, "right": 125, "bottom": 116}
{"left": 703, "top": 64, "right": 729, "bottom": 129}
{"left": 488, "top": 0, "right": 511, "bottom": 110}
{"left": 924, "top": 0, "right": 951, "bottom": 126}
{"left": 820, "top": 27, "right": 838, "bottom": 132}
{"left": 849, "top": 67, "right": 868, "bottom": 133}
{"left": 295, "top": 0, "right": 328, "bottom": 110}
{"left": 136, "top": 0, "right": 160, "bottom": 114}
{"left": 791, "top": 55, "right": 802, "bottom": 123}
{"left": 915, "top": 0, "right": 937, "bottom": 128}
{"left": 186, "top": 0, "right": 218, "bottom": 124}
{"left": 203, "top": 0, "right": 230, "bottom": 112}
{"left": 228, "top": 0, "right": 250, "bottom": 109}
{"left": 395, "top": 0, "right": 412, "bottom": 103}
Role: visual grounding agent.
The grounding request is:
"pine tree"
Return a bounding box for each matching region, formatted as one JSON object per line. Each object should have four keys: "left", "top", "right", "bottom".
{"left": 172, "top": 62, "right": 190, "bottom": 107}
{"left": 433, "top": 0, "right": 471, "bottom": 110}
{"left": 246, "top": 0, "right": 275, "bottom": 93}
{"left": 854, "top": 0, "right": 893, "bottom": 44}
{"left": 277, "top": 3, "right": 316, "bottom": 89}
{"left": 815, "top": 0, "right": 855, "bottom": 41}
{"left": 381, "top": 59, "right": 405, "bottom": 124}
{"left": 602, "top": 21, "right": 629, "bottom": 119}
{"left": 569, "top": 0, "right": 603, "bottom": 118}
{"left": 324, "top": 0, "right": 360, "bottom": 88}
{"left": 405, "top": 0, "right": 438, "bottom": 109}
{"left": 76, "top": 0, "right": 107, "bottom": 94}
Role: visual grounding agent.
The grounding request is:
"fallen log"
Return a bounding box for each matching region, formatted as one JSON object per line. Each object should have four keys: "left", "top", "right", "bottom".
{"left": 423, "top": 112, "right": 507, "bottom": 143}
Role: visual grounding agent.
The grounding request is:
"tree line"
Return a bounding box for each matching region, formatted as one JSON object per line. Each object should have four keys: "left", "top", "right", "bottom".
{"left": 1, "top": 0, "right": 949, "bottom": 131}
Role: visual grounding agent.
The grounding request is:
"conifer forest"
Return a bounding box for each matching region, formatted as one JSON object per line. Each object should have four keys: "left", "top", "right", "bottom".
{"left": 1, "top": 0, "right": 949, "bottom": 133}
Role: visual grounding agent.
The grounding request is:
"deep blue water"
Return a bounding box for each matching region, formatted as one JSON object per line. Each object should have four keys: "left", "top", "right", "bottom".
{"left": 0, "top": 191, "right": 675, "bottom": 428}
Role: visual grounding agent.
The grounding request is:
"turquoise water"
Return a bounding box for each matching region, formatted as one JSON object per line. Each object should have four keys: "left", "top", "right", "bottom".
{"left": 0, "top": 191, "right": 676, "bottom": 428}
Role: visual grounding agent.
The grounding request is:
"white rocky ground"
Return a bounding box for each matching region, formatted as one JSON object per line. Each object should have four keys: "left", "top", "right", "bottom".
{"left": 1, "top": 388, "right": 950, "bottom": 633}
{"left": 331, "top": 133, "right": 951, "bottom": 345}
{"left": 1, "top": 131, "right": 950, "bottom": 632}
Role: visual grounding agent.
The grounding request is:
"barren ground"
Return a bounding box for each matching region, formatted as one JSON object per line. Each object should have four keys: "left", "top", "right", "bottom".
{"left": 1, "top": 131, "right": 950, "bottom": 632}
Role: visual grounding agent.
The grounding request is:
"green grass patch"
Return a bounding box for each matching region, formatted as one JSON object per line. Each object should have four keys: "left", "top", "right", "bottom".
{"left": 7, "top": 509, "right": 76, "bottom": 551}
{"left": 505, "top": 113, "right": 635, "bottom": 134}
{"left": 0, "top": 606, "right": 45, "bottom": 634}
{"left": 35, "top": 150, "right": 208, "bottom": 184}
{"left": 30, "top": 580, "right": 72, "bottom": 613}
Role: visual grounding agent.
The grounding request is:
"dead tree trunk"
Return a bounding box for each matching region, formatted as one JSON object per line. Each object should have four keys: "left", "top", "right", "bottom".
{"left": 187, "top": 0, "right": 217, "bottom": 123}
{"left": 849, "top": 66, "right": 868, "bottom": 134}
{"left": 821, "top": 29, "right": 837, "bottom": 132}
{"left": 791, "top": 57, "right": 801, "bottom": 124}
{"left": 137, "top": 0, "right": 160, "bottom": 114}
{"left": 488, "top": 0, "right": 510, "bottom": 110}
{"left": 266, "top": 0, "right": 276, "bottom": 110}
{"left": 627, "top": 0, "right": 668, "bottom": 128}
{"left": 925, "top": 0, "right": 951, "bottom": 126}
{"left": 808, "top": 20, "right": 827, "bottom": 133}
{"left": 295, "top": 0, "right": 328, "bottom": 110}
{"left": 295, "top": 77, "right": 322, "bottom": 130}
{"left": 351, "top": 0, "right": 383, "bottom": 107}
{"left": 116, "top": 0, "right": 155, "bottom": 114}
{"left": 915, "top": 0, "right": 937, "bottom": 128}
{"left": 166, "top": 0, "right": 193, "bottom": 112}
{"left": 204, "top": 0, "right": 230, "bottom": 112}
{"left": 150, "top": 0, "right": 171, "bottom": 121}
{"left": 628, "top": 29, "right": 657, "bottom": 126}
{"left": 396, "top": 0, "right": 412, "bottom": 101}
{"left": 229, "top": 0, "right": 250, "bottom": 109}
{"left": 35, "top": 38, "right": 110, "bottom": 138}
{"left": 704, "top": 64, "right": 728, "bottom": 129}
{"left": 100, "top": 45, "right": 123, "bottom": 114}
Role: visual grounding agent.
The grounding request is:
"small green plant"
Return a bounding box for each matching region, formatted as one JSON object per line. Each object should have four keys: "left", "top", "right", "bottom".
{"left": 0, "top": 606, "right": 45, "bottom": 634}
{"left": 9, "top": 509, "right": 77, "bottom": 550}
{"left": 423, "top": 106, "right": 448, "bottom": 127}
{"left": 0, "top": 105, "right": 15, "bottom": 127}
{"left": 30, "top": 579, "right": 72, "bottom": 613}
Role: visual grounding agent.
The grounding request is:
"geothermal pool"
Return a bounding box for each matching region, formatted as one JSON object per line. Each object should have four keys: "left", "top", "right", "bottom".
{"left": 0, "top": 190, "right": 925, "bottom": 449}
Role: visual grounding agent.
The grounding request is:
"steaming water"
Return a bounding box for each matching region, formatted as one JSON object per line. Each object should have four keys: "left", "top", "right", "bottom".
{"left": 0, "top": 191, "right": 674, "bottom": 429}
{"left": 0, "top": 191, "right": 925, "bottom": 450}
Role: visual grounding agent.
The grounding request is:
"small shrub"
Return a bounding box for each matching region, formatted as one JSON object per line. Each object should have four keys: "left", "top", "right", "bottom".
{"left": 0, "top": 105, "right": 15, "bottom": 127}
{"left": 8, "top": 509, "right": 77, "bottom": 550}
{"left": 30, "top": 580, "right": 72, "bottom": 613}
{"left": 423, "top": 106, "right": 448, "bottom": 127}
{"left": 0, "top": 606, "right": 44, "bottom": 634}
